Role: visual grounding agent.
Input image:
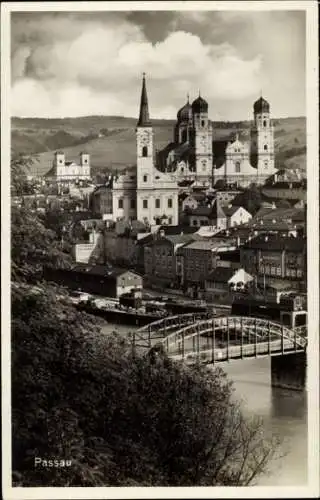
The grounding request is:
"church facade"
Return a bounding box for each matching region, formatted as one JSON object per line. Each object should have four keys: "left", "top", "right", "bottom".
{"left": 52, "top": 151, "right": 91, "bottom": 182}
{"left": 158, "top": 93, "right": 277, "bottom": 188}
{"left": 101, "top": 74, "right": 179, "bottom": 226}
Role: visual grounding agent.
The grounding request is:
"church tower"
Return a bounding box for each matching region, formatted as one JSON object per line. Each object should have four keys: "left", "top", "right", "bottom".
{"left": 250, "top": 96, "right": 275, "bottom": 178}
{"left": 136, "top": 73, "right": 154, "bottom": 191}
{"left": 191, "top": 94, "right": 213, "bottom": 184}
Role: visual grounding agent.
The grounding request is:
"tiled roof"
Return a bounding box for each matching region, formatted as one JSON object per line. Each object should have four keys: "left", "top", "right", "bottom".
{"left": 242, "top": 234, "right": 306, "bottom": 252}
{"left": 158, "top": 225, "right": 197, "bottom": 235}
{"left": 178, "top": 239, "right": 235, "bottom": 252}
{"left": 223, "top": 206, "right": 243, "bottom": 217}
{"left": 253, "top": 207, "right": 305, "bottom": 222}
{"left": 165, "top": 233, "right": 195, "bottom": 245}
{"left": 71, "top": 264, "right": 139, "bottom": 278}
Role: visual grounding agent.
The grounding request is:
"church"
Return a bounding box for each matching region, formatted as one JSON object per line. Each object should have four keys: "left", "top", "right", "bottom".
{"left": 104, "top": 73, "right": 179, "bottom": 226}
{"left": 105, "top": 74, "right": 277, "bottom": 225}
{"left": 157, "top": 91, "right": 277, "bottom": 188}
{"left": 62, "top": 74, "right": 277, "bottom": 227}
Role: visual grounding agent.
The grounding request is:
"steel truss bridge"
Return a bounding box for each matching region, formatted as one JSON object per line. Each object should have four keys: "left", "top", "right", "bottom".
{"left": 131, "top": 313, "right": 307, "bottom": 364}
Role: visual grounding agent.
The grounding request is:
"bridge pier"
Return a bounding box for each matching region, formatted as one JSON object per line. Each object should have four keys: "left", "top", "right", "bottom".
{"left": 271, "top": 352, "right": 307, "bottom": 391}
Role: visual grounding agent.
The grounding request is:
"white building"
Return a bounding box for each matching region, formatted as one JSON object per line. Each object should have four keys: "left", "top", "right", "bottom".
{"left": 157, "top": 94, "right": 277, "bottom": 188}
{"left": 91, "top": 74, "right": 179, "bottom": 227}
{"left": 51, "top": 151, "right": 91, "bottom": 183}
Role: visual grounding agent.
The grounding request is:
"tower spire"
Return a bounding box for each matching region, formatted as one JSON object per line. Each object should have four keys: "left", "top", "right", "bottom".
{"left": 137, "top": 72, "right": 151, "bottom": 127}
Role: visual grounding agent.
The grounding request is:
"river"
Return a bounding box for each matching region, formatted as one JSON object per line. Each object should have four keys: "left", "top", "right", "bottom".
{"left": 101, "top": 322, "right": 307, "bottom": 486}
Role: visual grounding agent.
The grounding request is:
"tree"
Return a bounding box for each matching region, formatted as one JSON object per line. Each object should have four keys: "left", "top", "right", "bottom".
{"left": 10, "top": 155, "right": 280, "bottom": 487}
{"left": 233, "top": 184, "right": 263, "bottom": 215}
{"left": 11, "top": 152, "right": 35, "bottom": 196}
{"left": 11, "top": 283, "right": 281, "bottom": 487}
{"left": 11, "top": 205, "right": 72, "bottom": 282}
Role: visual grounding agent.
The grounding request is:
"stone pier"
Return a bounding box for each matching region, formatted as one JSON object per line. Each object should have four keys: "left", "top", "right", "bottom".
{"left": 271, "top": 352, "right": 307, "bottom": 391}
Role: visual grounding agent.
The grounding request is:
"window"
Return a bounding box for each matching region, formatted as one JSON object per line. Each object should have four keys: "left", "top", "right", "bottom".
{"left": 118, "top": 198, "right": 123, "bottom": 209}
{"left": 201, "top": 120, "right": 205, "bottom": 127}
{"left": 142, "top": 146, "right": 148, "bottom": 157}
{"left": 168, "top": 198, "right": 173, "bottom": 208}
{"left": 193, "top": 220, "right": 198, "bottom": 226}
{"left": 264, "top": 144, "right": 268, "bottom": 151}
{"left": 235, "top": 161, "right": 241, "bottom": 173}
{"left": 143, "top": 175, "right": 148, "bottom": 182}
{"left": 130, "top": 199, "right": 135, "bottom": 209}
{"left": 155, "top": 198, "right": 160, "bottom": 209}
{"left": 143, "top": 199, "right": 148, "bottom": 209}
{"left": 168, "top": 217, "right": 172, "bottom": 225}
{"left": 263, "top": 120, "right": 267, "bottom": 127}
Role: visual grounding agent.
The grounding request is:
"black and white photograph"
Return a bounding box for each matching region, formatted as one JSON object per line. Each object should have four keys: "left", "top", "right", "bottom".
{"left": 1, "top": 1, "right": 319, "bottom": 498}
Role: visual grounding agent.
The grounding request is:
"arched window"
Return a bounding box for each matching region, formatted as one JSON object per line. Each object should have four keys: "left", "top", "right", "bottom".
{"left": 235, "top": 161, "right": 241, "bottom": 173}
{"left": 263, "top": 120, "right": 267, "bottom": 127}
{"left": 142, "top": 146, "right": 148, "bottom": 157}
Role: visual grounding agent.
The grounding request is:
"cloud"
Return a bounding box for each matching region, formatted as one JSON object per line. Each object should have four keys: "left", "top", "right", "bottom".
{"left": 10, "top": 11, "right": 305, "bottom": 120}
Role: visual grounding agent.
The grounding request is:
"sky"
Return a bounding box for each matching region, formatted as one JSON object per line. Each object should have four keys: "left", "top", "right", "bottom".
{"left": 11, "top": 9, "right": 306, "bottom": 120}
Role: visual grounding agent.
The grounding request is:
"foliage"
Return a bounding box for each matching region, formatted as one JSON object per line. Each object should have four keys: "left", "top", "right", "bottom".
{"left": 11, "top": 204, "right": 72, "bottom": 282}
{"left": 11, "top": 152, "right": 36, "bottom": 196}
{"left": 12, "top": 283, "right": 280, "bottom": 487}
{"left": 10, "top": 154, "right": 280, "bottom": 487}
{"left": 232, "top": 184, "right": 264, "bottom": 215}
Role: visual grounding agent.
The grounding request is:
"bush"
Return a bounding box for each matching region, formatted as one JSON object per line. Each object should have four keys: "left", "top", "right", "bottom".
{"left": 11, "top": 283, "right": 280, "bottom": 487}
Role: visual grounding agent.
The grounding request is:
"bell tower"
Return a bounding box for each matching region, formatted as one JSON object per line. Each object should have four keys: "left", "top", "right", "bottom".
{"left": 191, "top": 93, "right": 213, "bottom": 183}
{"left": 250, "top": 96, "right": 275, "bottom": 177}
{"left": 136, "top": 73, "right": 154, "bottom": 190}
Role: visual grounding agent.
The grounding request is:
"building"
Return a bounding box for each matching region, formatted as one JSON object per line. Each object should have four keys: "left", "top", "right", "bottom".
{"left": 43, "top": 265, "right": 143, "bottom": 298}
{"left": 186, "top": 199, "right": 227, "bottom": 230}
{"left": 89, "top": 75, "right": 179, "bottom": 226}
{"left": 223, "top": 205, "right": 252, "bottom": 228}
{"left": 176, "top": 238, "right": 237, "bottom": 292}
{"left": 157, "top": 94, "right": 276, "bottom": 188}
{"left": 143, "top": 231, "right": 196, "bottom": 286}
{"left": 48, "top": 152, "right": 91, "bottom": 184}
{"left": 240, "top": 233, "right": 307, "bottom": 291}
{"left": 205, "top": 267, "right": 254, "bottom": 303}
{"left": 181, "top": 192, "right": 207, "bottom": 212}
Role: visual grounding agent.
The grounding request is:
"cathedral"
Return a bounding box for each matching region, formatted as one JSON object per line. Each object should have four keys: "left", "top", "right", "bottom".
{"left": 91, "top": 75, "right": 277, "bottom": 226}
{"left": 158, "top": 91, "right": 277, "bottom": 188}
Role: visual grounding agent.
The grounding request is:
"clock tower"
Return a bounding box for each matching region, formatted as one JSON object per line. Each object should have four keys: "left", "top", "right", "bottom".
{"left": 136, "top": 73, "right": 154, "bottom": 191}
{"left": 191, "top": 94, "right": 213, "bottom": 185}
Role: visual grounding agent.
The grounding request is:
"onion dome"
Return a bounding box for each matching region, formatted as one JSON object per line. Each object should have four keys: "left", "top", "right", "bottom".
{"left": 254, "top": 96, "right": 270, "bottom": 114}
{"left": 192, "top": 94, "right": 208, "bottom": 114}
{"left": 177, "top": 98, "right": 192, "bottom": 122}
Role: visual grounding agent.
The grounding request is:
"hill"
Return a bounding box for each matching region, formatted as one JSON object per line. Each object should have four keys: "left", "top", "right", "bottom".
{"left": 11, "top": 115, "right": 306, "bottom": 176}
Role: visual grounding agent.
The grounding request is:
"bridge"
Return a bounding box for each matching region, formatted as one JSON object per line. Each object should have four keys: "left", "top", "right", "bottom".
{"left": 130, "top": 313, "right": 308, "bottom": 390}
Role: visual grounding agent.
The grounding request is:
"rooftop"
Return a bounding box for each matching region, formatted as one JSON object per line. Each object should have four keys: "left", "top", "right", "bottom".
{"left": 71, "top": 264, "right": 140, "bottom": 278}
{"left": 243, "top": 233, "right": 306, "bottom": 252}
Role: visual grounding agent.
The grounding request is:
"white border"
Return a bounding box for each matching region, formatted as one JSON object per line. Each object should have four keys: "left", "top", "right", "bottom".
{"left": 1, "top": 1, "right": 319, "bottom": 499}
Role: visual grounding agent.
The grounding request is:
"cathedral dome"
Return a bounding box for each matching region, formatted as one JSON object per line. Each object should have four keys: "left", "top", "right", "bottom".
{"left": 177, "top": 100, "right": 192, "bottom": 122}
{"left": 254, "top": 96, "right": 270, "bottom": 114}
{"left": 191, "top": 95, "right": 208, "bottom": 114}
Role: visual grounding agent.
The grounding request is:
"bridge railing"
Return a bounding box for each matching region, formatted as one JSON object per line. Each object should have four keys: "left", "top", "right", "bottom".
{"left": 160, "top": 316, "right": 307, "bottom": 354}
